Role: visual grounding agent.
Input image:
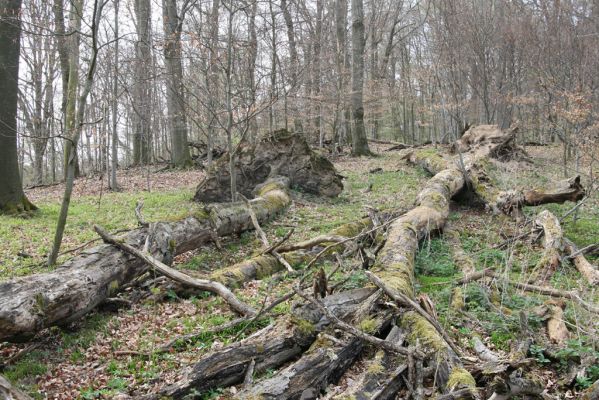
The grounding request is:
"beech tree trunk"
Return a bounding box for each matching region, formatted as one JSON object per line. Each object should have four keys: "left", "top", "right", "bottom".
{"left": 350, "top": 0, "right": 370, "bottom": 156}
{"left": 0, "top": 0, "right": 36, "bottom": 214}
{"left": 132, "top": 0, "right": 152, "bottom": 165}
{"left": 0, "top": 178, "right": 291, "bottom": 342}
{"left": 162, "top": 0, "right": 191, "bottom": 166}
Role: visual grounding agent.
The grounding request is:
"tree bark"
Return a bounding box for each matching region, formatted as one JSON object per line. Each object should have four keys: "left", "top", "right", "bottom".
{"left": 280, "top": 0, "right": 303, "bottom": 133}
{"left": 0, "top": 178, "right": 291, "bottom": 342}
{"left": 350, "top": 0, "right": 370, "bottom": 156}
{"left": 162, "top": 0, "right": 191, "bottom": 166}
{"left": 110, "top": 0, "right": 120, "bottom": 190}
{"left": 0, "top": 0, "right": 36, "bottom": 213}
{"left": 132, "top": 0, "right": 152, "bottom": 165}
{"left": 155, "top": 288, "right": 375, "bottom": 399}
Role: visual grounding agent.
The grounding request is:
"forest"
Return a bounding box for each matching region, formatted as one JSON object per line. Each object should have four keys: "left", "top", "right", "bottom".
{"left": 1, "top": 0, "right": 599, "bottom": 398}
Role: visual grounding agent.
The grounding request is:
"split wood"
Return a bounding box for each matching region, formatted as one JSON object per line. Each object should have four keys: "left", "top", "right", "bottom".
{"left": 293, "top": 286, "right": 422, "bottom": 358}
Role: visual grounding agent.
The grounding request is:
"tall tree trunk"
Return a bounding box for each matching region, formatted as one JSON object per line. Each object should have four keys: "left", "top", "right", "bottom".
{"left": 53, "top": 0, "right": 81, "bottom": 179}
{"left": 132, "top": 0, "right": 152, "bottom": 165}
{"left": 247, "top": 0, "right": 259, "bottom": 142}
{"left": 206, "top": 0, "right": 219, "bottom": 167}
{"left": 225, "top": 0, "right": 236, "bottom": 201}
{"left": 48, "top": 0, "right": 104, "bottom": 266}
{"left": 110, "top": 0, "right": 120, "bottom": 190}
{"left": 281, "top": 0, "right": 303, "bottom": 133}
{"left": 162, "top": 0, "right": 191, "bottom": 167}
{"left": 0, "top": 0, "right": 36, "bottom": 213}
{"left": 350, "top": 0, "right": 370, "bottom": 155}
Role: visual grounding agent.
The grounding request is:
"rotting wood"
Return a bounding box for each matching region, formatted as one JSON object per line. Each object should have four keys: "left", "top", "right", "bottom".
{"left": 0, "top": 374, "right": 32, "bottom": 400}
{"left": 209, "top": 212, "right": 399, "bottom": 289}
{"left": 472, "top": 336, "right": 500, "bottom": 363}
{"left": 194, "top": 129, "right": 343, "bottom": 202}
{"left": 333, "top": 325, "right": 408, "bottom": 400}
{"left": 94, "top": 225, "right": 256, "bottom": 316}
{"left": 0, "top": 177, "right": 291, "bottom": 342}
{"left": 564, "top": 239, "right": 599, "bottom": 285}
{"left": 153, "top": 288, "right": 376, "bottom": 399}
{"left": 237, "top": 332, "right": 364, "bottom": 399}
{"left": 366, "top": 271, "right": 462, "bottom": 357}
{"left": 530, "top": 209, "right": 598, "bottom": 285}
{"left": 530, "top": 210, "right": 564, "bottom": 283}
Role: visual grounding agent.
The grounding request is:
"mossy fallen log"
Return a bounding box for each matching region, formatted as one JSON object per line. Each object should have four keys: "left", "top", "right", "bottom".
{"left": 154, "top": 288, "right": 375, "bottom": 399}
{"left": 0, "top": 177, "right": 291, "bottom": 342}
{"left": 210, "top": 216, "right": 374, "bottom": 288}
{"left": 407, "top": 126, "right": 584, "bottom": 216}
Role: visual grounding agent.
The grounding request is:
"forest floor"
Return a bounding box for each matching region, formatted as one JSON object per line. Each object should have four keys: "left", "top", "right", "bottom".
{"left": 1, "top": 143, "right": 598, "bottom": 399}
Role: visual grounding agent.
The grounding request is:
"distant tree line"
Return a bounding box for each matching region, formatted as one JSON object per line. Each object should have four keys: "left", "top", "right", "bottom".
{"left": 1, "top": 0, "right": 599, "bottom": 205}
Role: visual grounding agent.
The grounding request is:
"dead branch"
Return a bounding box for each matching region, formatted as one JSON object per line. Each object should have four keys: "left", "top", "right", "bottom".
{"left": 0, "top": 374, "right": 32, "bottom": 400}
{"left": 365, "top": 271, "right": 463, "bottom": 358}
{"left": 293, "top": 286, "right": 417, "bottom": 358}
{"left": 239, "top": 192, "right": 294, "bottom": 272}
{"left": 94, "top": 225, "right": 256, "bottom": 316}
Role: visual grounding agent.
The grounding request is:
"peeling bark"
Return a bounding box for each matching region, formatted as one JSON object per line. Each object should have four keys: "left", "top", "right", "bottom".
{"left": 530, "top": 210, "right": 564, "bottom": 283}
{"left": 155, "top": 288, "right": 375, "bottom": 398}
{"left": 0, "top": 178, "right": 291, "bottom": 342}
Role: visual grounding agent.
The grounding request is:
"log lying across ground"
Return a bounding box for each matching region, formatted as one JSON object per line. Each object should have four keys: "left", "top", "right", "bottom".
{"left": 0, "top": 177, "right": 291, "bottom": 342}
{"left": 533, "top": 209, "right": 599, "bottom": 285}
{"left": 0, "top": 374, "right": 32, "bottom": 400}
{"left": 210, "top": 215, "right": 376, "bottom": 288}
{"left": 154, "top": 288, "right": 376, "bottom": 399}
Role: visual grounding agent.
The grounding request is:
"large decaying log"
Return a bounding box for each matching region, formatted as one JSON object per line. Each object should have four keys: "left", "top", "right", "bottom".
{"left": 531, "top": 210, "right": 564, "bottom": 282}
{"left": 156, "top": 288, "right": 376, "bottom": 398}
{"left": 532, "top": 209, "right": 599, "bottom": 285}
{"left": 238, "top": 333, "right": 363, "bottom": 399}
{"left": 0, "top": 177, "right": 291, "bottom": 342}
{"left": 335, "top": 325, "right": 407, "bottom": 400}
{"left": 434, "top": 125, "right": 584, "bottom": 216}
{"left": 367, "top": 156, "right": 476, "bottom": 392}
{"left": 194, "top": 129, "right": 343, "bottom": 202}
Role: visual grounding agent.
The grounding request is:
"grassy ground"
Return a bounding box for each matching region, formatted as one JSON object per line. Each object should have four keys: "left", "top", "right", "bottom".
{"left": 1, "top": 144, "right": 598, "bottom": 399}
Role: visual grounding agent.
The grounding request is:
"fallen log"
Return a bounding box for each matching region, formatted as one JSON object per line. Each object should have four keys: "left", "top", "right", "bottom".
{"left": 238, "top": 333, "right": 363, "bottom": 399}
{"left": 564, "top": 239, "right": 599, "bottom": 285}
{"left": 367, "top": 157, "right": 477, "bottom": 392}
{"left": 209, "top": 215, "right": 378, "bottom": 289}
{"left": 408, "top": 126, "right": 584, "bottom": 216}
{"left": 531, "top": 209, "right": 598, "bottom": 285}
{"left": 0, "top": 374, "right": 32, "bottom": 400}
{"left": 154, "top": 288, "right": 376, "bottom": 398}
{"left": 0, "top": 177, "right": 291, "bottom": 342}
{"left": 530, "top": 210, "right": 564, "bottom": 283}
{"left": 335, "top": 325, "right": 408, "bottom": 400}
{"left": 195, "top": 129, "right": 344, "bottom": 202}
{"left": 94, "top": 225, "right": 256, "bottom": 316}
